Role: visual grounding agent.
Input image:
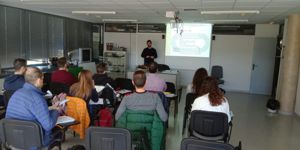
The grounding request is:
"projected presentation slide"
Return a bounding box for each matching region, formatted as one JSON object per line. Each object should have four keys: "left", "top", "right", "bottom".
{"left": 166, "top": 23, "right": 212, "bottom": 57}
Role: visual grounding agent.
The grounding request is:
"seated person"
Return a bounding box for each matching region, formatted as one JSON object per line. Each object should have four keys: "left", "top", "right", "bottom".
{"left": 51, "top": 57, "right": 77, "bottom": 86}
{"left": 186, "top": 68, "right": 208, "bottom": 94}
{"left": 4, "top": 58, "right": 27, "bottom": 91}
{"left": 92, "top": 63, "right": 114, "bottom": 86}
{"left": 5, "top": 67, "right": 62, "bottom": 146}
{"left": 69, "top": 70, "right": 98, "bottom": 117}
{"left": 191, "top": 77, "right": 231, "bottom": 122}
{"left": 144, "top": 61, "right": 167, "bottom": 92}
{"left": 115, "top": 70, "right": 168, "bottom": 122}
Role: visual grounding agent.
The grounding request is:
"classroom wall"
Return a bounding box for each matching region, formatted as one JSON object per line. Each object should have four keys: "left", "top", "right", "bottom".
{"left": 210, "top": 35, "right": 255, "bottom": 92}
{"left": 104, "top": 24, "right": 279, "bottom": 90}
{"left": 103, "top": 32, "right": 166, "bottom": 70}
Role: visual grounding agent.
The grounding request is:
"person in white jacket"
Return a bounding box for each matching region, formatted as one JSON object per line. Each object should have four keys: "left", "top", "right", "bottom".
{"left": 191, "top": 77, "right": 231, "bottom": 122}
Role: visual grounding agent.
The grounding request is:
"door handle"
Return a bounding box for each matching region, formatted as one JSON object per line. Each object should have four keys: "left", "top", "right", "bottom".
{"left": 252, "top": 64, "right": 257, "bottom": 70}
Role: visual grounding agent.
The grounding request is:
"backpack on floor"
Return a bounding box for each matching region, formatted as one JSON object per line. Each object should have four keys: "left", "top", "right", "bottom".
{"left": 67, "top": 145, "right": 85, "bottom": 150}
{"left": 94, "top": 107, "right": 113, "bottom": 127}
{"left": 266, "top": 98, "right": 280, "bottom": 110}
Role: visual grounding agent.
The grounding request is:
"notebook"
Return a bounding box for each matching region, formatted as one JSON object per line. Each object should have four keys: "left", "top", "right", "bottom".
{"left": 89, "top": 98, "right": 104, "bottom": 105}
{"left": 56, "top": 116, "right": 75, "bottom": 125}
{"left": 95, "top": 85, "right": 105, "bottom": 93}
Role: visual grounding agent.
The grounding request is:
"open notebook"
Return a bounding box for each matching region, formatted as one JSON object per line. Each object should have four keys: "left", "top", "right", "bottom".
{"left": 56, "top": 116, "right": 75, "bottom": 125}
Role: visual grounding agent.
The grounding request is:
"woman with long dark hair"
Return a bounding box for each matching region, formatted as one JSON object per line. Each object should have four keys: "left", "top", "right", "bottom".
{"left": 191, "top": 77, "right": 231, "bottom": 122}
{"left": 187, "top": 68, "right": 208, "bottom": 93}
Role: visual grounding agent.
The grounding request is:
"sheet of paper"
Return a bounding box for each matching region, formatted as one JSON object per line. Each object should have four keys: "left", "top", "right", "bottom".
{"left": 59, "top": 99, "right": 69, "bottom": 106}
{"left": 163, "top": 92, "right": 176, "bottom": 98}
{"left": 118, "top": 89, "right": 132, "bottom": 94}
{"left": 56, "top": 116, "right": 75, "bottom": 125}
{"left": 89, "top": 98, "right": 104, "bottom": 105}
{"left": 95, "top": 85, "right": 105, "bottom": 93}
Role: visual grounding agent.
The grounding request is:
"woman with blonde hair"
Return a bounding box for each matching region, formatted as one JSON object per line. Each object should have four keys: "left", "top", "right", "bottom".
{"left": 69, "top": 70, "right": 98, "bottom": 103}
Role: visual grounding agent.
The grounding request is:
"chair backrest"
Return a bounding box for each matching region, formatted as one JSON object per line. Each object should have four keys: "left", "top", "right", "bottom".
{"left": 0, "top": 118, "right": 43, "bottom": 149}
{"left": 115, "top": 78, "right": 134, "bottom": 91}
{"left": 185, "top": 93, "right": 197, "bottom": 112}
{"left": 165, "top": 82, "right": 176, "bottom": 93}
{"left": 190, "top": 110, "right": 229, "bottom": 141}
{"left": 3, "top": 90, "right": 15, "bottom": 108}
{"left": 99, "top": 86, "right": 115, "bottom": 105}
{"left": 211, "top": 65, "right": 223, "bottom": 79}
{"left": 50, "top": 82, "right": 70, "bottom": 95}
{"left": 157, "top": 64, "right": 170, "bottom": 72}
{"left": 180, "top": 138, "right": 235, "bottom": 150}
{"left": 42, "top": 72, "right": 52, "bottom": 92}
{"left": 115, "top": 110, "right": 165, "bottom": 150}
{"left": 85, "top": 127, "right": 131, "bottom": 150}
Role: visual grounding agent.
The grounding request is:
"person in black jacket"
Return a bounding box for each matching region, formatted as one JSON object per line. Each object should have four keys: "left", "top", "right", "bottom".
{"left": 3, "top": 58, "right": 27, "bottom": 91}
{"left": 141, "top": 40, "right": 157, "bottom": 65}
{"left": 92, "top": 63, "right": 114, "bottom": 87}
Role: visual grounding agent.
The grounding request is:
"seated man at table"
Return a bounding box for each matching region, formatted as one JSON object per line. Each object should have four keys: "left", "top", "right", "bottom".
{"left": 144, "top": 61, "right": 167, "bottom": 92}
{"left": 115, "top": 70, "right": 168, "bottom": 122}
{"left": 5, "top": 67, "right": 62, "bottom": 146}
{"left": 3, "top": 58, "right": 27, "bottom": 91}
{"left": 93, "top": 63, "right": 114, "bottom": 86}
{"left": 51, "top": 57, "right": 77, "bottom": 86}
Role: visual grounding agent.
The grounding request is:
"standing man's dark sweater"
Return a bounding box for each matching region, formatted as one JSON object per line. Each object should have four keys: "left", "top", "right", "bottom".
{"left": 141, "top": 40, "right": 157, "bottom": 65}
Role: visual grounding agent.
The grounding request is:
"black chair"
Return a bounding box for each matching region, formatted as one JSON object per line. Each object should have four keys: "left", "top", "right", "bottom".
{"left": 182, "top": 93, "right": 197, "bottom": 135}
{"left": 180, "top": 138, "right": 239, "bottom": 150}
{"left": 140, "top": 127, "right": 151, "bottom": 150}
{"left": 115, "top": 78, "right": 134, "bottom": 91}
{"left": 189, "top": 110, "right": 232, "bottom": 143}
{"left": 50, "top": 82, "right": 70, "bottom": 95}
{"left": 165, "top": 82, "right": 179, "bottom": 118}
{"left": 3, "top": 90, "right": 15, "bottom": 108}
{"left": 42, "top": 73, "right": 52, "bottom": 93}
{"left": 211, "top": 65, "right": 224, "bottom": 85}
{"left": 165, "top": 82, "right": 176, "bottom": 94}
{"left": 0, "top": 118, "right": 62, "bottom": 150}
{"left": 177, "top": 86, "right": 183, "bottom": 103}
{"left": 85, "top": 127, "right": 131, "bottom": 150}
{"left": 157, "top": 64, "right": 170, "bottom": 72}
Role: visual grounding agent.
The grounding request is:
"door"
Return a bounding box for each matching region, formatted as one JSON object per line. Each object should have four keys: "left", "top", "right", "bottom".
{"left": 250, "top": 38, "right": 277, "bottom": 95}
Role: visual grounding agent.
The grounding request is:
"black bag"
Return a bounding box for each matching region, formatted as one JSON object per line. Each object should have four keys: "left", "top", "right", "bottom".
{"left": 67, "top": 145, "right": 85, "bottom": 150}
{"left": 266, "top": 99, "right": 280, "bottom": 110}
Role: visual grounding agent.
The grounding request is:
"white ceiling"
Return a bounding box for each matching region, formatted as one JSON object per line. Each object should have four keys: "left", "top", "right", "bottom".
{"left": 0, "top": 0, "right": 300, "bottom": 24}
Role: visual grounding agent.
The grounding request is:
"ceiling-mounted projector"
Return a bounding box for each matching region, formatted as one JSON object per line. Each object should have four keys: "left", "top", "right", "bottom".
{"left": 166, "top": 11, "right": 175, "bottom": 18}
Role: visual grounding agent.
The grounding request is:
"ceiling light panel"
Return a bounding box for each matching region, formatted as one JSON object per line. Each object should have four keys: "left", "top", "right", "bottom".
{"left": 207, "top": 19, "right": 249, "bottom": 23}
{"left": 102, "top": 19, "right": 137, "bottom": 22}
{"left": 201, "top": 10, "right": 260, "bottom": 15}
{"left": 72, "top": 11, "right": 116, "bottom": 14}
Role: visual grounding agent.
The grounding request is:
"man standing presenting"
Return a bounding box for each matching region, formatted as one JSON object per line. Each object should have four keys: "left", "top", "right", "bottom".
{"left": 141, "top": 40, "right": 157, "bottom": 65}
{"left": 6, "top": 67, "right": 62, "bottom": 146}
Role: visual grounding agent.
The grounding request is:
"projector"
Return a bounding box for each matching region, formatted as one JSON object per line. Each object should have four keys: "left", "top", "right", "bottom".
{"left": 166, "top": 11, "right": 175, "bottom": 18}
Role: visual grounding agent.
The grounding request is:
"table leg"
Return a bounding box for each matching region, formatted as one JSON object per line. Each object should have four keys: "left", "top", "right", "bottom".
{"left": 174, "top": 98, "right": 178, "bottom": 118}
